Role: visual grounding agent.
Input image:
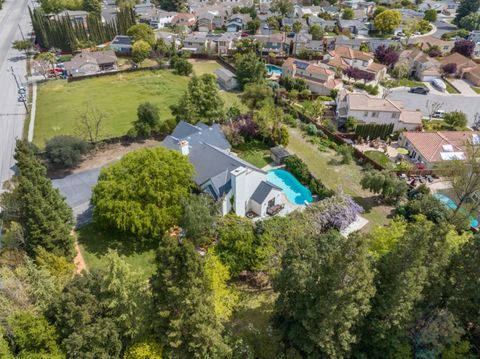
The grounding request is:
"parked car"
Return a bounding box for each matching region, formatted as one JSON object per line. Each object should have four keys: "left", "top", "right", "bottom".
{"left": 433, "top": 110, "right": 446, "bottom": 118}
{"left": 431, "top": 79, "right": 447, "bottom": 92}
{"left": 18, "top": 87, "right": 26, "bottom": 95}
{"left": 410, "top": 86, "right": 429, "bottom": 95}
{"left": 18, "top": 95, "right": 26, "bottom": 102}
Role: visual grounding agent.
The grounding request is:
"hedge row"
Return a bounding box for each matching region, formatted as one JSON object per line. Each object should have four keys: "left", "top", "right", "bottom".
{"left": 284, "top": 155, "right": 334, "bottom": 200}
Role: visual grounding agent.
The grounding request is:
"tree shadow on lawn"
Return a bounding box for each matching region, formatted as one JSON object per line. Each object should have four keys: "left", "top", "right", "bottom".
{"left": 353, "top": 195, "right": 397, "bottom": 220}
{"left": 77, "top": 222, "right": 158, "bottom": 258}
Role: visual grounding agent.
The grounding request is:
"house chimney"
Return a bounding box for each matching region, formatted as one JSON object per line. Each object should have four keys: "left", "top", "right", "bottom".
{"left": 179, "top": 140, "right": 189, "bottom": 156}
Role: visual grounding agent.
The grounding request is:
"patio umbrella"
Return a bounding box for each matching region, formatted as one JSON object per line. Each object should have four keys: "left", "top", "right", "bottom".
{"left": 397, "top": 148, "right": 409, "bottom": 155}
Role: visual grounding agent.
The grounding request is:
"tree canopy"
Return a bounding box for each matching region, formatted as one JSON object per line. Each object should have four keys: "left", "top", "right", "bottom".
{"left": 92, "top": 147, "right": 194, "bottom": 238}
{"left": 374, "top": 9, "right": 401, "bottom": 34}
{"left": 235, "top": 51, "right": 266, "bottom": 89}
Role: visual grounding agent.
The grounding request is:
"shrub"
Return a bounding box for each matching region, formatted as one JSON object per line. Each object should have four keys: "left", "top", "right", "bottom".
{"left": 284, "top": 155, "right": 333, "bottom": 199}
{"left": 283, "top": 113, "right": 297, "bottom": 127}
{"left": 337, "top": 144, "right": 354, "bottom": 164}
{"left": 45, "top": 135, "right": 90, "bottom": 168}
{"left": 444, "top": 111, "right": 468, "bottom": 129}
{"left": 441, "top": 62, "right": 457, "bottom": 75}
{"left": 306, "top": 123, "right": 318, "bottom": 136}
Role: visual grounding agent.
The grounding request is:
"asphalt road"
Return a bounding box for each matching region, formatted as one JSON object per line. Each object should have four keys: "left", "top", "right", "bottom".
{"left": 389, "top": 87, "right": 480, "bottom": 126}
{"left": 432, "top": 19, "right": 457, "bottom": 39}
{"left": 0, "top": 0, "right": 31, "bottom": 188}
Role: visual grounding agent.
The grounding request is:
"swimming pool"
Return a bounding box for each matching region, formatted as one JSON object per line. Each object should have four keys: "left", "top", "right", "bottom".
{"left": 267, "top": 169, "right": 313, "bottom": 205}
{"left": 434, "top": 192, "right": 479, "bottom": 228}
{"left": 266, "top": 64, "right": 282, "bottom": 76}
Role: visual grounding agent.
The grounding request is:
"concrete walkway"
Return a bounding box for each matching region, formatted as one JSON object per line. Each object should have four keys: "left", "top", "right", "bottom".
{"left": 341, "top": 215, "right": 369, "bottom": 237}
{"left": 450, "top": 79, "right": 478, "bottom": 96}
{"left": 27, "top": 81, "right": 37, "bottom": 142}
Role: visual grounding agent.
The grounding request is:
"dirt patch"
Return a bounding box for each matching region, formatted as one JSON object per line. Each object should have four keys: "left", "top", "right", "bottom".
{"left": 48, "top": 139, "right": 161, "bottom": 178}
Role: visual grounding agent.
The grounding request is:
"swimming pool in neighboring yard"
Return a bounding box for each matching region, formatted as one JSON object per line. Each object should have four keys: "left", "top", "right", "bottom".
{"left": 266, "top": 64, "right": 282, "bottom": 76}
{"left": 434, "top": 192, "right": 479, "bottom": 228}
{"left": 267, "top": 169, "right": 313, "bottom": 205}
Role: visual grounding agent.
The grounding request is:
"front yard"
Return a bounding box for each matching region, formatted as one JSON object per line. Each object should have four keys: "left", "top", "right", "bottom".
{"left": 34, "top": 64, "right": 245, "bottom": 147}
{"left": 287, "top": 127, "right": 393, "bottom": 231}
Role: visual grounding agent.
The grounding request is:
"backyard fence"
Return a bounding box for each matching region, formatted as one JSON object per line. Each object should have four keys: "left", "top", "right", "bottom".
{"left": 67, "top": 64, "right": 168, "bottom": 82}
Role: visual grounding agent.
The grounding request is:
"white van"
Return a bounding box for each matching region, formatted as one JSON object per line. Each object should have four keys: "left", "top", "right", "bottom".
{"left": 431, "top": 79, "right": 447, "bottom": 92}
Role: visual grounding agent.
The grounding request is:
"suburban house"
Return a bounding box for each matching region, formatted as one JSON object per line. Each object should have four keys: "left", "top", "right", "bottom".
{"left": 182, "top": 32, "right": 210, "bottom": 53}
{"left": 196, "top": 9, "right": 226, "bottom": 31}
{"left": 52, "top": 10, "right": 88, "bottom": 27}
{"left": 323, "top": 45, "right": 387, "bottom": 83}
{"left": 440, "top": 52, "right": 479, "bottom": 81}
{"left": 415, "top": 35, "right": 455, "bottom": 55}
{"left": 397, "top": 48, "right": 440, "bottom": 81}
{"left": 139, "top": 9, "right": 177, "bottom": 28}
{"left": 161, "top": 121, "right": 285, "bottom": 217}
{"left": 171, "top": 13, "right": 197, "bottom": 28}
{"left": 156, "top": 31, "right": 181, "bottom": 48}
{"left": 337, "top": 19, "right": 370, "bottom": 36}
{"left": 109, "top": 35, "right": 133, "bottom": 55}
{"left": 336, "top": 91, "right": 423, "bottom": 131}
{"left": 399, "top": 131, "right": 480, "bottom": 169}
{"left": 226, "top": 14, "right": 251, "bottom": 32}
{"left": 215, "top": 67, "right": 238, "bottom": 90}
{"left": 63, "top": 50, "right": 117, "bottom": 77}
{"left": 295, "top": 5, "right": 322, "bottom": 18}
{"left": 292, "top": 33, "right": 325, "bottom": 54}
{"left": 307, "top": 16, "right": 337, "bottom": 31}
{"left": 282, "top": 57, "right": 343, "bottom": 95}
{"left": 254, "top": 33, "right": 289, "bottom": 55}
{"left": 217, "top": 32, "right": 241, "bottom": 55}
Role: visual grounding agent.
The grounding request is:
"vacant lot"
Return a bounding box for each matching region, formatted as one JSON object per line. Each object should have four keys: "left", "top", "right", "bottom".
{"left": 287, "top": 127, "right": 393, "bottom": 231}
{"left": 34, "top": 65, "right": 244, "bottom": 147}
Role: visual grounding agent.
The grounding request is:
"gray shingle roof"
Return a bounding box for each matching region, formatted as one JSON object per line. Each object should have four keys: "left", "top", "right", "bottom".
{"left": 251, "top": 181, "right": 281, "bottom": 204}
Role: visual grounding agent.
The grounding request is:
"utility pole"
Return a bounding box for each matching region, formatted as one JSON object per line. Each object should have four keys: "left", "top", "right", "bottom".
{"left": 18, "top": 24, "right": 25, "bottom": 41}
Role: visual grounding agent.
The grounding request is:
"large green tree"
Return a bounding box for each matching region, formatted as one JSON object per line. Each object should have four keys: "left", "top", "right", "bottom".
{"left": 181, "top": 194, "right": 218, "bottom": 247}
{"left": 235, "top": 51, "right": 266, "bottom": 90}
{"left": 454, "top": 0, "right": 480, "bottom": 24}
{"left": 11, "top": 140, "right": 75, "bottom": 259}
{"left": 374, "top": 9, "right": 402, "bottom": 34}
{"left": 92, "top": 147, "right": 194, "bottom": 238}
{"left": 150, "top": 235, "right": 230, "bottom": 358}
{"left": 171, "top": 74, "right": 225, "bottom": 124}
{"left": 130, "top": 102, "right": 163, "bottom": 137}
{"left": 270, "top": 0, "right": 293, "bottom": 17}
{"left": 127, "top": 23, "right": 155, "bottom": 46}
{"left": 273, "top": 230, "right": 375, "bottom": 358}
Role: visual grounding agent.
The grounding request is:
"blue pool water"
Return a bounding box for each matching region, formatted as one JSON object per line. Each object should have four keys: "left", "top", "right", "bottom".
{"left": 267, "top": 169, "right": 313, "bottom": 205}
{"left": 434, "top": 193, "right": 479, "bottom": 228}
{"left": 266, "top": 64, "right": 282, "bottom": 76}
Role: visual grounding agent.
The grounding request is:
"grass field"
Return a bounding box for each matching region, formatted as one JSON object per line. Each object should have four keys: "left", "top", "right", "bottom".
{"left": 364, "top": 150, "right": 393, "bottom": 169}
{"left": 34, "top": 64, "right": 244, "bottom": 147}
{"left": 233, "top": 140, "right": 272, "bottom": 168}
{"left": 287, "top": 128, "right": 393, "bottom": 231}
{"left": 77, "top": 223, "right": 157, "bottom": 281}
{"left": 471, "top": 86, "right": 480, "bottom": 94}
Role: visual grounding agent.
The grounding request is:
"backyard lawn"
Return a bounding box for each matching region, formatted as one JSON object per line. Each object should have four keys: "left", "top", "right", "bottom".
{"left": 364, "top": 150, "right": 394, "bottom": 169}
{"left": 34, "top": 65, "right": 245, "bottom": 147}
{"left": 77, "top": 223, "right": 157, "bottom": 281}
{"left": 233, "top": 140, "right": 272, "bottom": 168}
{"left": 287, "top": 128, "right": 393, "bottom": 230}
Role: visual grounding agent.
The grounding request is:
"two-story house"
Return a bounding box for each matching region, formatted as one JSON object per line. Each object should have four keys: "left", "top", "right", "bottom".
{"left": 226, "top": 14, "right": 252, "bottom": 32}
{"left": 217, "top": 32, "right": 242, "bottom": 55}
{"left": 397, "top": 48, "right": 441, "bottom": 81}
{"left": 254, "top": 33, "right": 289, "bottom": 55}
{"left": 139, "top": 9, "right": 177, "bottom": 29}
{"left": 282, "top": 58, "right": 343, "bottom": 95}
{"left": 171, "top": 13, "right": 197, "bottom": 28}
{"left": 336, "top": 91, "right": 423, "bottom": 131}
{"left": 323, "top": 45, "right": 387, "bottom": 83}
{"left": 182, "top": 32, "right": 210, "bottom": 53}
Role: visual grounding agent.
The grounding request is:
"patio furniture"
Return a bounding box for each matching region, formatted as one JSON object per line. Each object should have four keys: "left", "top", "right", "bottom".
{"left": 267, "top": 204, "right": 285, "bottom": 216}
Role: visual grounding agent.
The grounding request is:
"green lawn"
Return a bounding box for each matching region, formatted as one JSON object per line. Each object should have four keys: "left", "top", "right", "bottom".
{"left": 444, "top": 79, "right": 460, "bottom": 94}
{"left": 364, "top": 150, "right": 394, "bottom": 169}
{"left": 396, "top": 78, "right": 425, "bottom": 88}
{"left": 233, "top": 140, "right": 272, "bottom": 168}
{"left": 34, "top": 67, "right": 244, "bottom": 147}
{"left": 287, "top": 128, "right": 393, "bottom": 231}
{"left": 189, "top": 59, "right": 223, "bottom": 76}
{"left": 471, "top": 86, "right": 480, "bottom": 94}
{"left": 77, "top": 223, "right": 157, "bottom": 281}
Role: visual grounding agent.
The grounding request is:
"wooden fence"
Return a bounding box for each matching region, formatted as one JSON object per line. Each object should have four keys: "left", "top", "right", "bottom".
{"left": 67, "top": 64, "right": 168, "bottom": 82}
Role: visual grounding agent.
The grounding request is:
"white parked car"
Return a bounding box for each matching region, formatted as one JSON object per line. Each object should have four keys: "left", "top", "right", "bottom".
{"left": 432, "top": 110, "right": 446, "bottom": 119}
{"left": 431, "top": 79, "right": 447, "bottom": 92}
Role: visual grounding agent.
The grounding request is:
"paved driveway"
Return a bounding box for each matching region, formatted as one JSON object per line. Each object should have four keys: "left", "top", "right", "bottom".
{"left": 450, "top": 79, "right": 478, "bottom": 96}
{"left": 52, "top": 168, "right": 101, "bottom": 226}
{"left": 389, "top": 88, "right": 480, "bottom": 125}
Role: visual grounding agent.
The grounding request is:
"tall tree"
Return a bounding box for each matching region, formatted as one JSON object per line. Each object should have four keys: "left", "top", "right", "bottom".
{"left": 12, "top": 140, "right": 75, "bottom": 259}
{"left": 274, "top": 230, "right": 375, "bottom": 358}
{"left": 270, "top": 0, "right": 293, "bottom": 17}
{"left": 374, "top": 9, "right": 401, "bottom": 34}
{"left": 181, "top": 194, "right": 218, "bottom": 248}
{"left": 171, "top": 74, "right": 225, "bottom": 124}
{"left": 150, "top": 235, "right": 230, "bottom": 358}
{"left": 235, "top": 51, "right": 266, "bottom": 90}
{"left": 91, "top": 147, "right": 194, "bottom": 238}
{"left": 454, "top": 0, "right": 480, "bottom": 24}
{"left": 130, "top": 102, "right": 162, "bottom": 137}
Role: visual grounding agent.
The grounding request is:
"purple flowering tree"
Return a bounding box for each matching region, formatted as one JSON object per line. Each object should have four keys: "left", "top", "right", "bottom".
{"left": 453, "top": 40, "right": 475, "bottom": 58}
{"left": 374, "top": 45, "right": 399, "bottom": 67}
{"left": 441, "top": 62, "right": 457, "bottom": 76}
{"left": 307, "top": 190, "right": 364, "bottom": 231}
{"left": 222, "top": 115, "right": 259, "bottom": 146}
{"left": 343, "top": 67, "right": 376, "bottom": 83}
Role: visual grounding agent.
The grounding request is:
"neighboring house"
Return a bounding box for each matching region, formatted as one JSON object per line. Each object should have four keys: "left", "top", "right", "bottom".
{"left": 336, "top": 91, "right": 423, "bottom": 131}
{"left": 472, "top": 42, "right": 480, "bottom": 60}
{"left": 217, "top": 31, "right": 241, "bottom": 55}
{"left": 226, "top": 14, "right": 251, "bottom": 32}
{"left": 171, "top": 13, "right": 197, "bottom": 28}
{"left": 415, "top": 35, "right": 454, "bottom": 55}
{"left": 295, "top": 6, "right": 322, "bottom": 18}
{"left": 156, "top": 31, "right": 181, "bottom": 48}
{"left": 161, "top": 121, "right": 285, "bottom": 217}
{"left": 337, "top": 19, "right": 370, "bottom": 36}
{"left": 134, "top": 0, "right": 154, "bottom": 16}
{"left": 468, "top": 30, "right": 480, "bottom": 44}
{"left": 333, "top": 35, "right": 363, "bottom": 50}
{"left": 140, "top": 9, "right": 177, "bottom": 29}
{"left": 183, "top": 32, "right": 210, "bottom": 53}
{"left": 440, "top": 52, "right": 479, "bottom": 79}
{"left": 307, "top": 15, "right": 337, "bottom": 31}
{"left": 197, "top": 11, "right": 216, "bottom": 32}
{"left": 367, "top": 38, "right": 398, "bottom": 52}
{"left": 109, "top": 35, "right": 133, "bottom": 55}
{"left": 53, "top": 10, "right": 89, "bottom": 27}
{"left": 292, "top": 33, "right": 325, "bottom": 54}
{"left": 465, "top": 65, "right": 480, "bottom": 87}
{"left": 282, "top": 57, "right": 343, "bottom": 95}
{"left": 324, "top": 45, "right": 387, "bottom": 83}
{"left": 399, "top": 131, "right": 480, "bottom": 169}
{"left": 397, "top": 48, "right": 440, "bottom": 81}
{"left": 64, "top": 50, "right": 117, "bottom": 77}
{"left": 254, "top": 33, "right": 289, "bottom": 55}
{"left": 215, "top": 67, "right": 238, "bottom": 90}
